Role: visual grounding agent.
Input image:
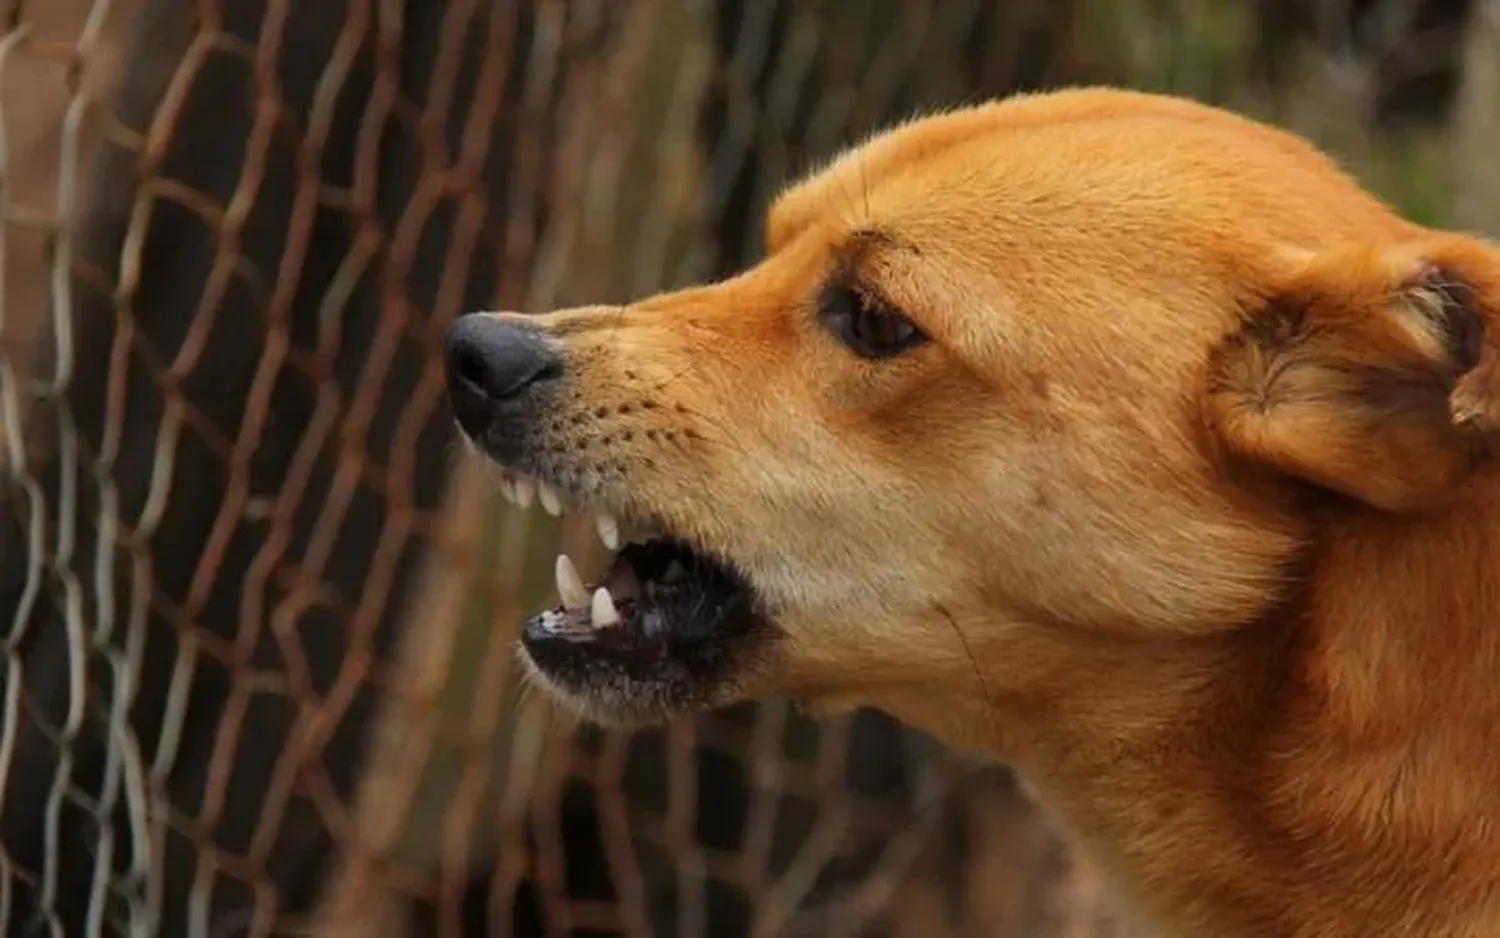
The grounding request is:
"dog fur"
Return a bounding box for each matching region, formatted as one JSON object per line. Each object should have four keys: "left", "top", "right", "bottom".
{"left": 458, "top": 87, "right": 1500, "bottom": 937}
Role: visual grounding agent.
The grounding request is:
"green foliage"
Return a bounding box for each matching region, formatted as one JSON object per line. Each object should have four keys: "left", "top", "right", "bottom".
{"left": 1071, "top": 0, "right": 1265, "bottom": 103}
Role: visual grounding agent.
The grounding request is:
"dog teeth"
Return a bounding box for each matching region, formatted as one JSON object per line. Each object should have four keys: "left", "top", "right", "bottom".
{"left": 488, "top": 472, "right": 626, "bottom": 552}
{"left": 555, "top": 553, "right": 589, "bottom": 607}
{"left": 596, "top": 512, "right": 620, "bottom": 551}
{"left": 591, "top": 587, "right": 621, "bottom": 627}
{"left": 538, "top": 481, "right": 563, "bottom": 517}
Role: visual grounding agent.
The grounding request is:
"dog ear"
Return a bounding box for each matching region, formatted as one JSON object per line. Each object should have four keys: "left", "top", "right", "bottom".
{"left": 1206, "top": 236, "right": 1500, "bottom": 512}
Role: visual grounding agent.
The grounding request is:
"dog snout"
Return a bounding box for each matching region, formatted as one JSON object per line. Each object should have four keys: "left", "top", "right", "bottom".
{"left": 443, "top": 314, "right": 564, "bottom": 439}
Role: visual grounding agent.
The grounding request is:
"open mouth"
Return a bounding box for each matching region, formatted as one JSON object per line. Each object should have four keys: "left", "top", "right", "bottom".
{"left": 496, "top": 470, "right": 769, "bottom": 713}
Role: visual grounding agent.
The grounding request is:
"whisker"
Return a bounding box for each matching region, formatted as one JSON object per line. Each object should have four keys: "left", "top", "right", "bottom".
{"left": 935, "top": 602, "right": 1002, "bottom": 746}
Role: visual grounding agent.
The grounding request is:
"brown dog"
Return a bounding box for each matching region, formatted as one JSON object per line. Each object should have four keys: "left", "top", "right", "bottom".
{"left": 442, "top": 87, "right": 1500, "bottom": 937}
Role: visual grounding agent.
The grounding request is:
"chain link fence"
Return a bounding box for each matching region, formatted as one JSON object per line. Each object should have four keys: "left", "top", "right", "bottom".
{"left": 0, "top": 1, "right": 1492, "bottom": 936}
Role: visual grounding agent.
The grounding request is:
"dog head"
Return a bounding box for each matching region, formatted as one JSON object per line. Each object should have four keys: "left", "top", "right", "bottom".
{"left": 443, "top": 88, "right": 1500, "bottom": 748}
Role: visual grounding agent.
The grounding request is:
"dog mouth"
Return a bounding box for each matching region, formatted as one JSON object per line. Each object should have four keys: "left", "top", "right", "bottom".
{"left": 534, "top": 536, "right": 756, "bottom": 650}
{"left": 497, "top": 470, "right": 771, "bottom": 718}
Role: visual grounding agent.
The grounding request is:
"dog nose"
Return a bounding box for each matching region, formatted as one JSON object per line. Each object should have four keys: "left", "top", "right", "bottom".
{"left": 444, "top": 314, "right": 564, "bottom": 438}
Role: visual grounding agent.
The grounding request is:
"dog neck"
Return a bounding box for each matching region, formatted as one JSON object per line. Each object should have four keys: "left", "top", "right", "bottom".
{"left": 887, "top": 480, "right": 1500, "bottom": 937}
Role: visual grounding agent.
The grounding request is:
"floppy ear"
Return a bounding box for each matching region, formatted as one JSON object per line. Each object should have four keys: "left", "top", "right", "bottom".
{"left": 1206, "top": 236, "right": 1500, "bottom": 512}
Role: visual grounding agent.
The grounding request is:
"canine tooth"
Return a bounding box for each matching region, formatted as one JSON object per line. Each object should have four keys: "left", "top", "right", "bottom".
{"left": 591, "top": 587, "right": 620, "bottom": 627}
{"left": 538, "top": 481, "right": 562, "bottom": 517}
{"left": 661, "top": 560, "right": 686, "bottom": 584}
{"left": 497, "top": 475, "right": 516, "bottom": 503}
{"left": 596, "top": 513, "right": 620, "bottom": 551}
{"left": 555, "top": 553, "right": 589, "bottom": 607}
{"left": 513, "top": 476, "right": 535, "bottom": 509}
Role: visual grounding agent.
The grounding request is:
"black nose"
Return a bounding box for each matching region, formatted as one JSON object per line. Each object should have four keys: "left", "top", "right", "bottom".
{"left": 444, "top": 314, "right": 564, "bottom": 438}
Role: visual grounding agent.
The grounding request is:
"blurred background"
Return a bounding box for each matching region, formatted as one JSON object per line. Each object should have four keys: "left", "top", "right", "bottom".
{"left": 0, "top": 1, "right": 1493, "bottom": 935}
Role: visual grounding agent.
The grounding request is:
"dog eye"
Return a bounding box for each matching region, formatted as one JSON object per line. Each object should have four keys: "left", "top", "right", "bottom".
{"left": 821, "top": 286, "right": 927, "bottom": 359}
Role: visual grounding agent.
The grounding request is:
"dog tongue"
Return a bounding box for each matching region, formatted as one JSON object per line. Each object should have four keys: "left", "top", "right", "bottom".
{"left": 601, "top": 555, "right": 641, "bottom": 601}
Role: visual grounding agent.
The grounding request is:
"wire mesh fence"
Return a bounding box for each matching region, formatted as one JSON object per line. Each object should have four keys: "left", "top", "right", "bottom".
{"left": 0, "top": 1, "right": 1492, "bottom": 936}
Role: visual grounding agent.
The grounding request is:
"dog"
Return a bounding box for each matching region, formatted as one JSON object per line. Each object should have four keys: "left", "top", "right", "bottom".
{"left": 442, "top": 87, "right": 1500, "bottom": 937}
